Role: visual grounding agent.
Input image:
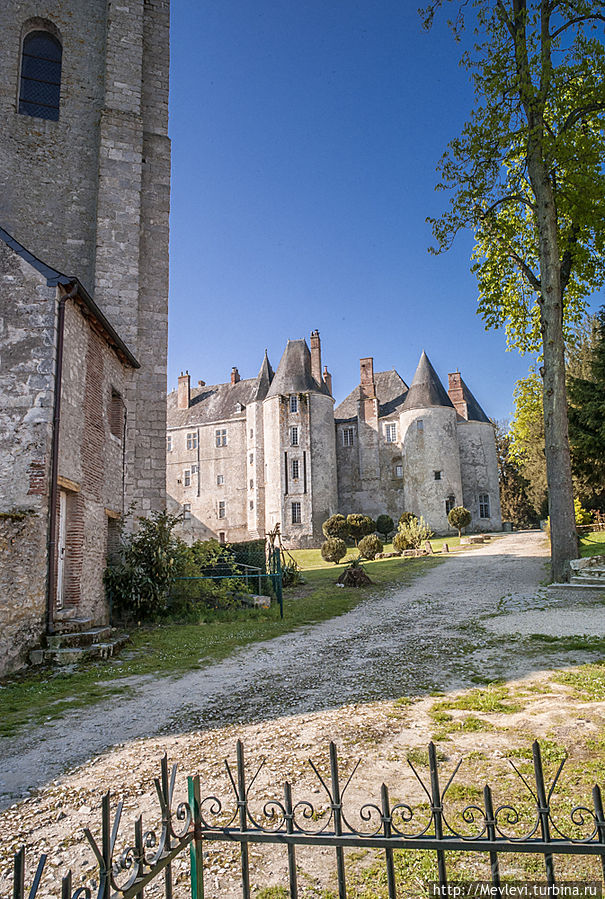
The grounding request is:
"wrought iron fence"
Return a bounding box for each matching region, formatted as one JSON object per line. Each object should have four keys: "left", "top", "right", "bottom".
{"left": 9, "top": 740, "right": 605, "bottom": 898}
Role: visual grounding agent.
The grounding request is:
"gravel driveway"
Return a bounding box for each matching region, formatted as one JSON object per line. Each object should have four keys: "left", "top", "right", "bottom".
{"left": 0, "top": 531, "right": 558, "bottom": 809}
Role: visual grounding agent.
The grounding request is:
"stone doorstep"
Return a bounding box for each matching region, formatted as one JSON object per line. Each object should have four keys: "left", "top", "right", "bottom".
{"left": 29, "top": 632, "right": 130, "bottom": 667}
{"left": 571, "top": 575, "right": 605, "bottom": 586}
{"left": 51, "top": 615, "right": 98, "bottom": 635}
{"left": 45, "top": 626, "right": 113, "bottom": 650}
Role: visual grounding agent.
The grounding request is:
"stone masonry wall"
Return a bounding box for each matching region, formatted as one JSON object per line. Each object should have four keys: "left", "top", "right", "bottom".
{"left": 0, "top": 244, "right": 56, "bottom": 675}
{"left": 0, "top": 0, "right": 107, "bottom": 291}
{"left": 56, "top": 299, "right": 129, "bottom": 623}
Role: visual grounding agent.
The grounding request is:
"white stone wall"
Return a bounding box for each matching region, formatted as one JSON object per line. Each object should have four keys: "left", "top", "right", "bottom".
{"left": 308, "top": 393, "right": 338, "bottom": 541}
{"left": 246, "top": 401, "right": 265, "bottom": 537}
{"left": 457, "top": 421, "right": 502, "bottom": 532}
{"left": 399, "top": 406, "right": 463, "bottom": 534}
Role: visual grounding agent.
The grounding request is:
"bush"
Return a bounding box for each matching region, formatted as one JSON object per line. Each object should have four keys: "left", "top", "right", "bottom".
{"left": 346, "top": 513, "right": 376, "bottom": 545}
{"left": 376, "top": 514, "right": 394, "bottom": 539}
{"left": 321, "top": 537, "right": 347, "bottom": 564}
{"left": 399, "top": 511, "right": 415, "bottom": 527}
{"left": 393, "top": 515, "right": 434, "bottom": 551}
{"left": 322, "top": 513, "right": 349, "bottom": 539}
{"left": 358, "top": 534, "right": 384, "bottom": 560}
{"left": 574, "top": 498, "right": 593, "bottom": 527}
{"left": 448, "top": 506, "right": 472, "bottom": 537}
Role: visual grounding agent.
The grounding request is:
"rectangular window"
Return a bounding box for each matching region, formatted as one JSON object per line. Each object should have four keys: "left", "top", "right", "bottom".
{"left": 183, "top": 503, "right": 191, "bottom": 520}
{"left": 109, "top": 389, "right": 124, "bottom": 439}
{"left": 215, "top": 429, "right": 227, "bottom": 447}
{"left": 249, "top": 452, "right": 254, "bottom": 464}
{"left": 219, "top": 531, "right": 226, "bottom": 544}
{"left": 395, "top": 464, "right": 403, "bottom": 478}
{"left": 186, "top": 432, "right": 198, "bottom": 450}
{"left": 249, "top": 428, "right": 254, "bottom": 439}
{"left": 217, "top": 474, "right": 224, "bottom": 486}
{"left": 445, "top": 495, "right": 456, "bottom": 515}
{"left": 191, "top": 464, "right": 198, "bottom": 474}
{"left": 183, "top": 469, "right": 191, "bottom": 487}
{"left": 479, "top": 493, "right": 491, "bottom": 519}
{"left": 218, "top": 500, "right": 226, "bottom": 519}
{"left": 417, "top": 419, "right": 424, "bottom": 432}
{"left": 250, "top": 479, "right": 254, "bottom": 489}
{"left": 166, "top": 435, "right": 172, "bottom": 453}
{"left": 342, "top": 427, "right": 355, "bottom": 447}
{"left": 290, "top": 395, "right": 298, "bottom": 413}
{"left": 434, "top": 470, "right": 442, "bottom": 480}
{"left": 291, "top": 458, "right": 300, "bottom": 480}
{"left": 290, "top": 426, "right": 299, "bottom": 446}
{"left": 249, "top": 500, "right": 254, "bottom": 510}
{"left": 385, "top": 423, "right": 397, "bottom": 443}
{"left": 291, "top": 501, "right": 301, "bottom": 524}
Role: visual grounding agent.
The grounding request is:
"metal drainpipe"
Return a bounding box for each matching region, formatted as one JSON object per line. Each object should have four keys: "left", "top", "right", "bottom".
{"left": 46, "top": 282, "right": 77, "bottom": 635}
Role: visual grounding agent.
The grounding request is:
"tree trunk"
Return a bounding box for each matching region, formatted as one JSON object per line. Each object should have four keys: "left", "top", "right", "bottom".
{"left": 530, "top": 162, "right": 578, "bottom": 581}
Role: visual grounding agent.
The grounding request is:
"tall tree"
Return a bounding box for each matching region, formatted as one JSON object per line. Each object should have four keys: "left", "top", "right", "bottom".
{"left": 423, "top": 1, "right": 605, "bottom": 580}
{"left": 568, "top": 306, "right": 605, "bottom": 507}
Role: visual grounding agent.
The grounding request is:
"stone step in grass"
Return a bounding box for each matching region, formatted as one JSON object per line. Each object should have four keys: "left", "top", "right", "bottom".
{"left": 45, "top": 626, "right": 113, "bottom": 650}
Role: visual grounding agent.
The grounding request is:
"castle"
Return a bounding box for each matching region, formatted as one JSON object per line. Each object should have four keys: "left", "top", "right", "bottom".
{"left": 0, "top": 1, "right": 170, "bottom": 673}
{"left": 167, "top": 331, "right": 502, "bottom": 546}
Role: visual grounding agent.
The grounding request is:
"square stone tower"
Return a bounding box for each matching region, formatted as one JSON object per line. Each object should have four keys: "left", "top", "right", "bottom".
{"left": 0, "top": 0, "right": 171, "bottom": 514}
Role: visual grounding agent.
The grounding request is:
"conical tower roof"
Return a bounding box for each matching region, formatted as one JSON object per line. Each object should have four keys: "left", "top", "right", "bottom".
{"left": 266, "top": 339, "right": 330, "bottom": 398}
{"left": 251, "top": 349, "right": 274, "bottom": 401}
{"left": 402, "top": 351, "right": 454, "bottom": 412}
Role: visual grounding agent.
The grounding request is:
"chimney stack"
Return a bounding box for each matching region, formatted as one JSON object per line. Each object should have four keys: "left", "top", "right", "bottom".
{"left": 177, "top": 371, "right": 190, "bottom": 409}
{"left": 323, "top": 364, "right": 332, "bottom": 396}
{"left": 359, "top": 357, "right": 376, "bottom": 398}
{"left": 448, "top": 371, "right": 468, "bottom": 419}
{"left": 310, "top": 329, "right": 322, "bottom": 384}
{"left": 231, "top": 366, "right": 240, "bottom": 385}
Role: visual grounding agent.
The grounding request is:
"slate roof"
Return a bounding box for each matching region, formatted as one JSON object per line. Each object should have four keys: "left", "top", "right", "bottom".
{"left": 334, "top": 370, "right": 409, "bottom": 421}
{"left": 266, "top": 339, "right": 330, "bottom": 398}
{"left": 457, "top": 377, "right": 491, "bottom": 423}
{"left": 167, "top": 352, "right": 277, "bottom": 428}
{"left": 401, "top": 351, "right": 454, "bottom": 412}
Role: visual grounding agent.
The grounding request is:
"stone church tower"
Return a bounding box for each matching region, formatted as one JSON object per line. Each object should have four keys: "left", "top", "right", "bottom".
{"left": 0, "top": 0, "right": 170, "bottom": 514}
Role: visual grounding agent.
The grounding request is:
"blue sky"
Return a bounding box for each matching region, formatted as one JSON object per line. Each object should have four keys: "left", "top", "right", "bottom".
{"left": 167, "top": 1, "right": 601, "bottom": 422}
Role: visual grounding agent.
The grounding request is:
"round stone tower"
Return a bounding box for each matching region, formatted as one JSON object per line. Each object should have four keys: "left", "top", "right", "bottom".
{"left": 399, "top": 351, "right": 463, "bottom": 534}
{"left": 263, "top": 331, "right": 337, "bottom": 547}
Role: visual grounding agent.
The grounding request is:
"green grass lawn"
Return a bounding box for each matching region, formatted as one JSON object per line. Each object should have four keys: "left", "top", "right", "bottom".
{"left": 290, "top": 536, "right": 464, "bottom": 571}
{"left": 0, "top": 553, "right": 443, "bottom": 739}
{"left": 579, "top": 530, "right": 605, "bottom": 557}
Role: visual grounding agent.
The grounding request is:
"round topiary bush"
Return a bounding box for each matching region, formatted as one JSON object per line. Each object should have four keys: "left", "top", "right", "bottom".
{"left": 376, "top": 514, "right": 394, "bottom": 539}
{"left": 322, "top": 513, "right": 348, "bottom": 539}
{"left": 358, "top": 534, "right": 384, "bottom": 560}
{"left": 346, "top": 513, "right": 376, "bottom": 545}
{"left": 321, "top": 537, "right": 347, "bottom": 564}
{"left": 448, "top": 505, "right": 472, "bottom": 537}
{"left": 392, "top": 529, "right": 412, "bottom": 552}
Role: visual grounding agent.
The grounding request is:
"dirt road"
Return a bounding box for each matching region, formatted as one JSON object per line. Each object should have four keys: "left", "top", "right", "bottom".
{"left": 0, "top": 531, "right": 553, "bottom": 809}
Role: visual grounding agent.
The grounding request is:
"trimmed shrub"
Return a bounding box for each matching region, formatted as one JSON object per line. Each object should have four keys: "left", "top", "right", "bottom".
{"left": 393, "top": 515, "right": 434, "bottom": 551}
{"left": 399, "top": 511, "right": 415, "bottom": 527}
{"left": 346, "top": 513, "right": 376, "bottom": 545}
{"left": 448, "top": 506, "right": 472, "bottom": 537}
{"left": 358, "top": 534, "right": 384, "bottom": 560}
{"left": 322, "top": 513, "right": 349, "bottom": 539}
{"left": 376, "top": 514, "right": 394, "bottom": 539}
{"left": 321, "top": 537, "right": 347, "bottom": 564}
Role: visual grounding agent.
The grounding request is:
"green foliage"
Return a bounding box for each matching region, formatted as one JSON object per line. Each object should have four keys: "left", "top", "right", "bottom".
{"left": 508, "top": 370, "right": 548, "bottom": 519}
{"left": 376, "top": 514, "right": 394, "bottom": 538}
{"left": 346, "top": 513, "right": 376, "bottom": 545}
{"left": 568, "top": 307, "right": 605, "bottom": 508}
{"left": 574, "top": 498, "right": 593, "bottom": 527}
{"left": 280, "top": 560, "right": 302, "bottom": 587}
{"left": 447, "top": 506, "right": 471, "bottom": 538}
{"left": 320, "top": 537, "right": 347, "bottom": 564}
{"left": 358, "top": 534, "right": 384, "bottom": 560}
{"left": 393, "top": 515, "right": 433, "bottom": 551}
{"left": 494, "top": 420, "right": 537, "bottom": 528}
{"left": 398, "top": 511, "right": 415, "bottom": 527}
{"left": 103, "top": 510, "right": 186, "bottom": 619}
{"left": 322, "top": 513, "right": 348, "bottom": 540}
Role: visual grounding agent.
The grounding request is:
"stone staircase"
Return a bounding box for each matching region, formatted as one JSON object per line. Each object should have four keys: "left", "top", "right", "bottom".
{"left": 548, "top": 554, "right": 605, "bottom": 596}
{"left": 30, "top": 609, "right": 129, "bottom": 666}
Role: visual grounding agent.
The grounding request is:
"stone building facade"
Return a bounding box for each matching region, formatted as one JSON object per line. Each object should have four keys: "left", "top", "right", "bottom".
{"left": 168, "top": 333, "right": 502, "bottom": 547}
{"left": 0, "top": 1, "right": 170, "bottom": 673}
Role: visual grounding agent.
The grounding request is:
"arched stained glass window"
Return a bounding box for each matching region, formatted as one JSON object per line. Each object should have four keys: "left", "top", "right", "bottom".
{"left": 19, "top": 30, "right": 62, "bottom": 121}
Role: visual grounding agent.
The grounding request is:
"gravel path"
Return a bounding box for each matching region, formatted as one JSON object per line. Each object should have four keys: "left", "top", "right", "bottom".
{"left": 0, "top": 532, "right": 550, "bottom": 808}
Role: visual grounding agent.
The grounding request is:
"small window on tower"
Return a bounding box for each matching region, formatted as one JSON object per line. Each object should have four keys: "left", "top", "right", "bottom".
{"left": 385, "top": 423, "right": 397, "bottom": 443}
{"left": 290, "top": 426, "right": 299, "bottom": 446}
{"left": 291, "top": 501, "right": 302, "bottom": 524}
{"left": 342, "top": 427, "right": 355, "bottom": 447}
{"left": 291, "top": 459, "right": 300, "bottom": 479}
{"left": 186, "top": 432, "right": 198, "bottom": 450}
{"left": 417, "top": 419, "right": 424, "bottom": 432}
{"left": 218, "top": 500, "right": 226, "bottom": 519}
{"left": 217, "top": 474, "right": 224, "bottom": 486}
{"left": 434, "top": 470, "right": 442, "bottom": 480}
{"left": 183, "top": 469, "right": 191, "bottom": 487}
{"left": 290, "top": 395, "right": 298, "bottom": 413}
{"left": 445, "top": 495, "right": 456, "bottom": 515}
{"left": 183, "top": 503, "right": 191, "bottom": 520}
{"left": 395, "top": 464, "right": 403, "bottom": 478}
{"left": 479, "top": 493, "right": 491, "bottom": 519}
{"left": 19, "top": 30, "right": 62, "bottom": 121}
